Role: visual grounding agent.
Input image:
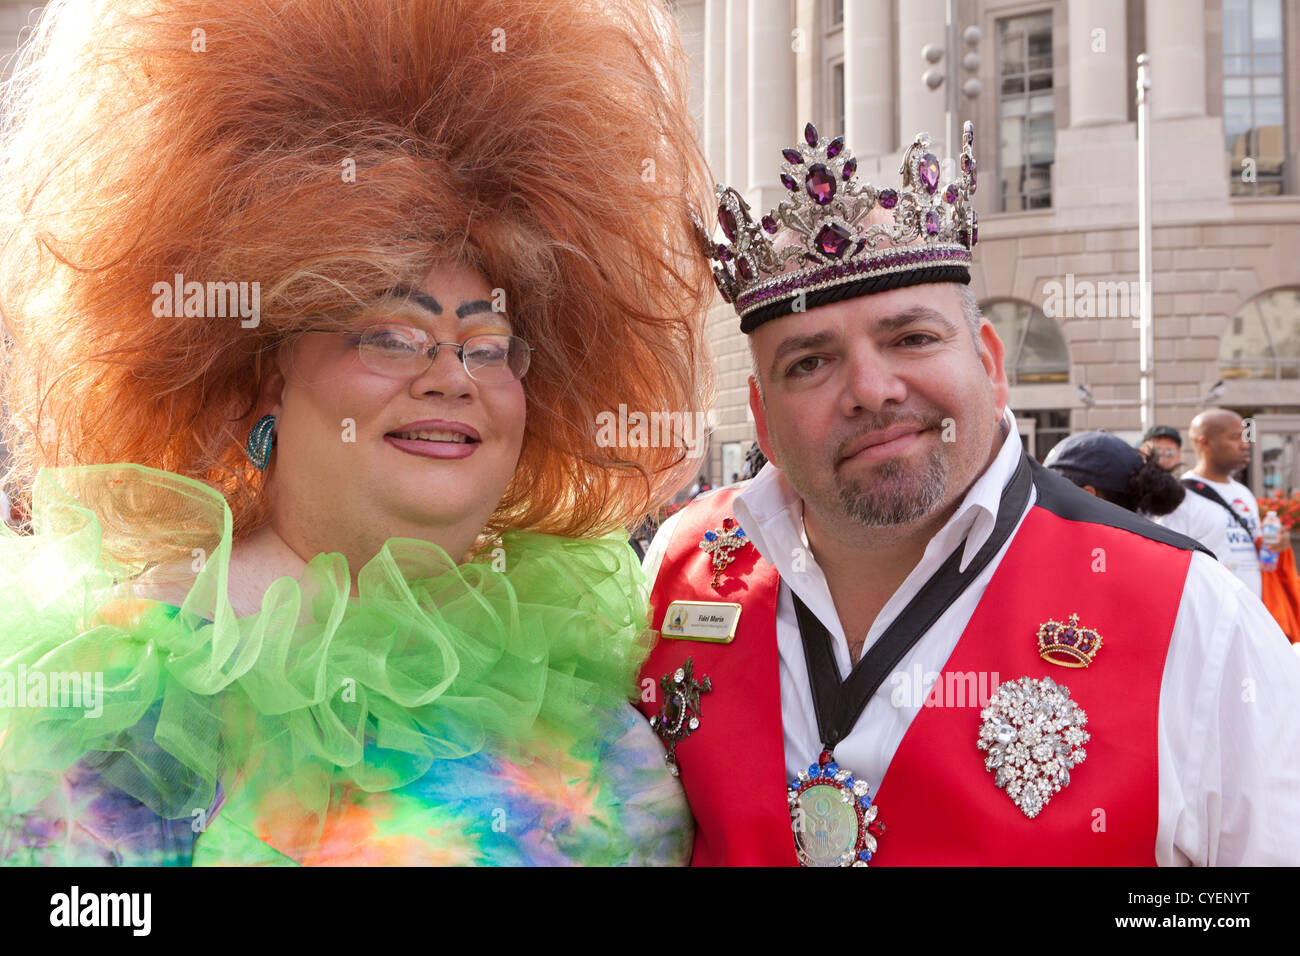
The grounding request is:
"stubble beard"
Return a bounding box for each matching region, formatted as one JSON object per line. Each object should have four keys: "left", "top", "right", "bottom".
{"left": 835, "top": 440, "right": 950, "bottom": 527}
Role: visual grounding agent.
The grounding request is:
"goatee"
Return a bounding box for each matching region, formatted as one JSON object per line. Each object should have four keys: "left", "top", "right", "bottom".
{"left": 836, "top": 443, "right": 949, "bottom": 526}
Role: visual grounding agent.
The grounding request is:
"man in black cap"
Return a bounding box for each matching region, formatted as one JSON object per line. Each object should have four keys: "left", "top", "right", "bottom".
{"left": 1044, "top": 430, "right": 1184, "bottom": 516}
{"left": 639, "top": 121, "right": 1300, "bottom": 866}
{"left": 1141, "top": 424, "right": 1184, "bottom": 474}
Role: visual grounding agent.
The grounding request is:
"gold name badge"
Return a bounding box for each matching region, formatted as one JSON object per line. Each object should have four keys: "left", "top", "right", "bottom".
{"left": 660, "top": 601, "right": 742, "bottom": 643}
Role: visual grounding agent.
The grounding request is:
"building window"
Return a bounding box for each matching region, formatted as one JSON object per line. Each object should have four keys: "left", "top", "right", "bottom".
{"left": 830, "top": 60, "right": 845, "bottom": 138}
{"left": 1219, "top": 288, "right": 1300, "bottom": 379}
{"left": 1224, "top": 0, "right": 1286, "bottom": 195}
{"left": 1019, "top": 409, "right": 1071, "bottom": 462}
{"left": 997, "top": 12, "right": 1054, "bottom": 211}
{"left": 827, "top": 0, "right": 843, "bottom": 29}
{"left": 982, "top": 299, "right": 1069, "bottom": 384}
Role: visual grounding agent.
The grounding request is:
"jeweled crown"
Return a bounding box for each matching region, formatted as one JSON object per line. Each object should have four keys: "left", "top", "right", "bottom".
{"left": 1036, "top": 613, "right": 1103, "bottom": 668}
{"left": 698, "top": 121, "right": 980, "bottom": 333}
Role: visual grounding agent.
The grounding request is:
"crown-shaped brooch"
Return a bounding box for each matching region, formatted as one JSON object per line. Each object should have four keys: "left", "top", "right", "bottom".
{"left": 697, "top": 121, "right": 979, "bottom": 332}
{"left": 1036, "top": 613, "right": 1103, "bottom": 668}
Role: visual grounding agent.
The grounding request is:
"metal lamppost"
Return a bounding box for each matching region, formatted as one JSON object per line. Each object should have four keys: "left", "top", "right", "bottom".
{"left": 1136, "top": 53, "right": 1155, "bottom": 435}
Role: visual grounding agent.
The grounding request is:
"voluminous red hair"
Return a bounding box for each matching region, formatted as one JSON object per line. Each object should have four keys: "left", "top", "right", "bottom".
{"left": 0, "top": 0, "right": 714, "bottom": 542}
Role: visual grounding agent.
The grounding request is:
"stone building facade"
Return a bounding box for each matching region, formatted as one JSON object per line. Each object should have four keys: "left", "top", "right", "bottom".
{"left": 673, "top": 0, "right": 1300, "bottom": 499}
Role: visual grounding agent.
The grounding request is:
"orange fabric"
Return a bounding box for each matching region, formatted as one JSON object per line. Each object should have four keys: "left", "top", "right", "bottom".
{"left": 1260, "top": 546, "right": 1300, "bottom": 644}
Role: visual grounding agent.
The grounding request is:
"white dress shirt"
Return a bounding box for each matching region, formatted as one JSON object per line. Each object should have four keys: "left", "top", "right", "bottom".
{"left": 645, "top": 409, "right": 1300, "bottom": 865}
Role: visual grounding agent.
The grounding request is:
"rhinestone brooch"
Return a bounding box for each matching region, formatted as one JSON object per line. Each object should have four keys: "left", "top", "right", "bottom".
{"left": 977, "top": 676, "right": 1090, "bottom": 819}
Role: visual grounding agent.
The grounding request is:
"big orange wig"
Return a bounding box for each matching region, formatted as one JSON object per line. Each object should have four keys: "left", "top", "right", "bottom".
{"left": 0, "top": 0, "right": 714, "bottom": 542}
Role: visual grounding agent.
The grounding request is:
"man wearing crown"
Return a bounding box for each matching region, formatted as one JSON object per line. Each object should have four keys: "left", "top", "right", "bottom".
{"left": 639, "top": 122, "right": 1300, "bottom": 866}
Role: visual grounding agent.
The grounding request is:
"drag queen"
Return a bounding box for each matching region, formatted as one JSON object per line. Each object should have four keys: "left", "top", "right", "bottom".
{"left": 0, "top": 0, "right": 712, "bottom": 865}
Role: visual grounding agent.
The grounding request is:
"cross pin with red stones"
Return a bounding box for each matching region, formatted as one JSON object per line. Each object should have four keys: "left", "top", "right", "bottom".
{"left": 698, "top": 517, "right": 750, "bottom": 590}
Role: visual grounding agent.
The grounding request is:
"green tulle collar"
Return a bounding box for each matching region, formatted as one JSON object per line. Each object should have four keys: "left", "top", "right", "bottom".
{"left": 0, "top": 462, "right": 652, "bottom": 823}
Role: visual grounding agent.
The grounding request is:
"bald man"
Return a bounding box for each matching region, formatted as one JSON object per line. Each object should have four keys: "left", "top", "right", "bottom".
{"left": 1167, "top": 409, "right": 1262, "bottom": 596}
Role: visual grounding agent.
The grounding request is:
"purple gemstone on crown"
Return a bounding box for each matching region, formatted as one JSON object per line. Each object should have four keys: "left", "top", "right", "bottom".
{"left": 761, "top": 214, "right": 778, "bottom": 234}
{"left": 944, "top": 184, "right": 959, "bottom": 204}
{"left": 804, "top": 123, "right": 819, "bottom": 147}
{"left": 969, "top": 170, "right": 978, "bottom": 195}
{"left": 736, "top": 256, "right": 754, "bottom": 281}
{"left": 925, "top": 210, "right": 940, "bottom": 235}
{"left": 879, "top": 188, "right": 899, "bottom": 209}
{"left": 841, "top": 157, "right": 857, "bottom": 180}
{"left": 826, "top": 137, "right": 844, "bottom": 159}
{"left": 918, "top": 152, "right": 941, "bottom": 194}
{"left": 782, "top": 148, "right": 803, "bottom": 165}
{"left": 718, "top": 205, "right": 738, "bottom": 242}
{"left": 815, "top": 222, "right": 852, "bottom": 258}
{"left": 805, "top": 164, "right": 836, "bottom": 205}
{"left": 715, "top": 243, "right": 731, "bottom": 261}
{"left": 1061, "top": 627, "right": 1077, "bottom": 646}
{"left": 962, "top": 154, "right": 975, "bottom": 174}
{"left": 780, "top": 172, "right": 798, "bottom": 191}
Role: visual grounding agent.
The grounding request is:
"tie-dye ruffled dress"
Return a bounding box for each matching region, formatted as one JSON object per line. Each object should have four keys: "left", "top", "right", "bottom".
{"left": 0, "top": 464, "right": 689, "bottom": 865}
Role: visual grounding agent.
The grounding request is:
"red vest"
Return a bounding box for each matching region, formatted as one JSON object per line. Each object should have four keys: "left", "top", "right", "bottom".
{"left": 638, "top": 482, "right": 1191, "bottom": 865}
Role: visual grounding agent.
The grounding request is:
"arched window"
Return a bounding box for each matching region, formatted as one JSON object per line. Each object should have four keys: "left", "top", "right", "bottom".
{"left": 980, "top": 299, "right": 1070, "bottom": 384}
{"left": 1218, "top": 287, "right": 1300, "bottom": 379}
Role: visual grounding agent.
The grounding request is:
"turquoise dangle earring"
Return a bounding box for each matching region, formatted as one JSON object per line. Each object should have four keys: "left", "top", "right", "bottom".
{"left": 246, "top": 414, "right": 276, "bottom": 470}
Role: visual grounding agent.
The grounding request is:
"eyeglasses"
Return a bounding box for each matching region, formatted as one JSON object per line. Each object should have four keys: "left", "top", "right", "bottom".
{"left": 1151, "top": 449, "right": 1179, "bottom": 459}
{"left": 314, "top": 324, "right": 533, "bottom": 384}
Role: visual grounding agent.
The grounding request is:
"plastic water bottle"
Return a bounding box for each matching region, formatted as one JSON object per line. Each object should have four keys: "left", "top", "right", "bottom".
{"left": 1259, "top": 511, "right": 1282, "bottom": 572}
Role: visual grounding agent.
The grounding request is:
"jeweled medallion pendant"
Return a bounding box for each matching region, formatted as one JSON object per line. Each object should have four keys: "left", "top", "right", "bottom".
{"left": 787, "top": 749, "right": 884, "bottom": 867}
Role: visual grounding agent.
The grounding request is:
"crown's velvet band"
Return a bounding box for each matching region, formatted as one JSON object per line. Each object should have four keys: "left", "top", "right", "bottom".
{"left": 738, "top": 263, "right": 971, "bottom": 334}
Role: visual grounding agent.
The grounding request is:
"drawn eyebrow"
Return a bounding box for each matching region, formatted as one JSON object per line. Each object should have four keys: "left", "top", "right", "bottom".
{"left": 455, "top": 299, "right": 495, "bottom": 319}
{"left": 385, "top": 284, "right": 442, "bottom": 315}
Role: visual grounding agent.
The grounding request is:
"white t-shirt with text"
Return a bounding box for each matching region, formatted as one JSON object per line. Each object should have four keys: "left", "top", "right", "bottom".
{"left": 1165, "top": 473, "right": 1261, "bottom": 597}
